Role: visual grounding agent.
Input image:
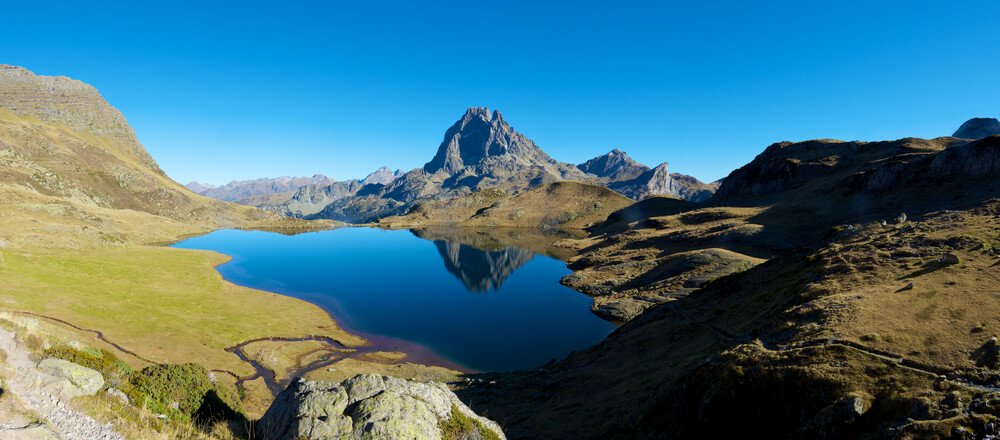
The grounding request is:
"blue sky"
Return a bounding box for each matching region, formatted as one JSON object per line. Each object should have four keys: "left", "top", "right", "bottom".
{"left": 2, "top": 1, "right": 997, "bottom": 185}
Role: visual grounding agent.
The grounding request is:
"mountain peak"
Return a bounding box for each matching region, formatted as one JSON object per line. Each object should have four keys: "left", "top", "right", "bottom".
{"left": 954, "top": 117, "right": 1000, "bottom": 140}
{"left": 464, "top": 106, "right": 492, "bottom": 122}
{"left": 423, "top": 107, "right": 553, "bottom": 174}
{"left": 361, "top": 166, "right": 403, "bottom": 186}
{"left": 577, "top": 148, "right": 646, "bottom": 180}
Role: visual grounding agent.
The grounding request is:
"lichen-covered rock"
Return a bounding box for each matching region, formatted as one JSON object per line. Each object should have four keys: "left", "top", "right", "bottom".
{"left": 38, "top": 358, "right": 104, "bottom": 397}
{"left": 257, "top": 374, "right": 505, "bottom": 440}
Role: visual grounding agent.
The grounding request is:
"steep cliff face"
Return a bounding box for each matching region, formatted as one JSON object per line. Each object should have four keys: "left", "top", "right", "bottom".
{"left": 605, "top": 163, "right": 716, "bottom": 202}
{"left": 953, "top": 117, "right": 1000, "bottom": 140}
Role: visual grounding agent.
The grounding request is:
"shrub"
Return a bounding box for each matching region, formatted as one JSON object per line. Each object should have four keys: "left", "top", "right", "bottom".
{"left": 125, "top": 363, "right": 240, "bottom": 423}
{"left": 45, "top": 345, "right": 241, "bottom": 424}
{"left": 43, "top": 345, "right": 134, "bottom": 387}
{"left": 439, "top": 405, "right": 500, "bottom": 440}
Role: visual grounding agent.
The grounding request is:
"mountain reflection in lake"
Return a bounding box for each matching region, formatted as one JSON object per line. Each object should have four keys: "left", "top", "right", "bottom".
{"left": 171, "top": 227, "right": 615, "bottom": 372}
{"left": 433, "top": 241, "right": 535, "bottom": 292}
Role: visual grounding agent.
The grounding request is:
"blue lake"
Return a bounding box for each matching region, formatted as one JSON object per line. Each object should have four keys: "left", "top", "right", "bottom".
{"left": 171, "top": 227, "right": 616, "bottom": 372}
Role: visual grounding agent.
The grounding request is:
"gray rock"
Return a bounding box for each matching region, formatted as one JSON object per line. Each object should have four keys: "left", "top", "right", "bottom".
{"left": 105, "top": 388, "right": 129, "bottom": 405}
{"left": 38, "top": 358, "right": 104, "bottom": 396}
{"left": 257, "top": 374, "right": 505, "bottom": 440}
{"left": 594, "top": 299, "right": 653, "bottom": 322}
{"left": 941, "top": 253, "right": 961, "bottom": 265}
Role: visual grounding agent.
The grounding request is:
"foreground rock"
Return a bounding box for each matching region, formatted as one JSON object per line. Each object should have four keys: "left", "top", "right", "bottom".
{"left": 257, "top": 374, "right": 505, "bottom": 440}
{"left": 37, "top": 358, "right": 105, "bottom": 398}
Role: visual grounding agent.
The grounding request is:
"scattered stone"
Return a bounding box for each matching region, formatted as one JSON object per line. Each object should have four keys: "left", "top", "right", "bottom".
{"left": 593, "top": 299, "right": 652, "bottom": 322}
{"left": 940, "top": 253, "right": 961, "bottom": 265}
{"left": 105, "top": 388, "right": 129, "bottom": 405}
{"left": 879, "top": 220, "right": 887, "bottom": 226}
{"left": 901, "top": 283, "right": 914, "bottom": 291}
{"left": 257, "top": 374, "right": 506, "bottom": 440}
{"left": 895, "top": 213, "right": 907, "bottom": 224}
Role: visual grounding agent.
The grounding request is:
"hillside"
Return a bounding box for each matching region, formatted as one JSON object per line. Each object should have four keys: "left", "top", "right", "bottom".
{"left": 0, "top": 65, "right": 379, "bottom": 435}
{"left": 381, "top": 181, "right": 634, "bottom": 230}
{"left": 0, "top": 65, "right": 296, "bottom": 248}
{"left": 461, "top": 132, "right": 1000, "bottom": 438}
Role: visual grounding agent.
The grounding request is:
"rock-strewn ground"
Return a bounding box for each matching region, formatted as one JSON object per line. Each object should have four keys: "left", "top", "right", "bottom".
{"left": 0, "top": 329, "right": 124, "bottom": 440}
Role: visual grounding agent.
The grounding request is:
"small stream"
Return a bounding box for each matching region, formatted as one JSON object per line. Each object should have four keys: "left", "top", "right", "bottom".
{"left": 223, "top": 336, "right": 382, "bottom": 397}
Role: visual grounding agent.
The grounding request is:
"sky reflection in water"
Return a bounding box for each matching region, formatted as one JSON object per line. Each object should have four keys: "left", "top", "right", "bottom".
{"left": 172, "top": 228, "right": 616, "bottom": 372}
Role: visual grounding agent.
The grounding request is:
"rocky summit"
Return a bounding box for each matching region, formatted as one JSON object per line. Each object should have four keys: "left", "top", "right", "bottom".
{"left": 953, "top": 117, "right": 1000, "bottom": 140}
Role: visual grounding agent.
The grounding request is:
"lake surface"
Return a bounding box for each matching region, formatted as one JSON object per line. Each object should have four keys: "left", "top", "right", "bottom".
{"left": 171, "top": 227, "right": 616, "bottom": 372}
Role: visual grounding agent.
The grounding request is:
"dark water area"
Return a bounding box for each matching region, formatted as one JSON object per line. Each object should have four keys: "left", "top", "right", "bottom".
{"left": 171, "top": 227, "right": 616, "bottom": 372}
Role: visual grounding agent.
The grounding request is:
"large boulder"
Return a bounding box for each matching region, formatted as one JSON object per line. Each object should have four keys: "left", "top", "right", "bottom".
{"left": 257, "top": 374, "right": 505, "bottom": 440}
{"left": 38, "top": 358, "right": 104, "bottom": 397}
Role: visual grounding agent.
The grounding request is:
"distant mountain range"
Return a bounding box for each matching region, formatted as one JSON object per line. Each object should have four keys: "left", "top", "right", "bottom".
{"left": 219, "top": 107, "right": 717, "bottom": 223}
{"left": 185, "top": 166, "right": 403, "bottom": 206}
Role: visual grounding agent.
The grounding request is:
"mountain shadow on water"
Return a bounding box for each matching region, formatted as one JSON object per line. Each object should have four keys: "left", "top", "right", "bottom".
{"left": 432, "top": 240, "right": 536, "bottom": 292}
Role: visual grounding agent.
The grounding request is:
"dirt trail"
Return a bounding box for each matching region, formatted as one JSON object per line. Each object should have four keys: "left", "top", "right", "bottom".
{"left": 0, "top": 329, "right": 125, "bottom": 440}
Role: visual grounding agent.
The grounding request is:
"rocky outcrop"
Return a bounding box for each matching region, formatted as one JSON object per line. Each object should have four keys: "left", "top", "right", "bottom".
{"left": 257, "top": 374, "right": 505, "bottom": 440}
{"left": 37, "top": 358, "right": 105, "bottom": 398}
{"left": 577, "top": 150, "right": 717, "bottom": 202}
{"left": 606, "top": 163, "right": 715, "bottom": 202}
{"left": 843, "top": 136, "right": 1000, "bottom": 192}
{"left": 929, "top": 135, "right": 1000, "bottom": 177}
{"left": 953, "top": 117, "right": 1000, "bottom": 140}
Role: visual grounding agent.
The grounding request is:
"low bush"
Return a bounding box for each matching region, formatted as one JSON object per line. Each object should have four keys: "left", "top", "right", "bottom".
{"left": 44, "top": 345, "right": 241, "bottom": 424}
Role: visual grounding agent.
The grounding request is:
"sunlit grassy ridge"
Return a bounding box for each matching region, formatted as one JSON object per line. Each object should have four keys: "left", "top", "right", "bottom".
{"left": 0, "top": 246, "right": 366, "bottom": 376}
